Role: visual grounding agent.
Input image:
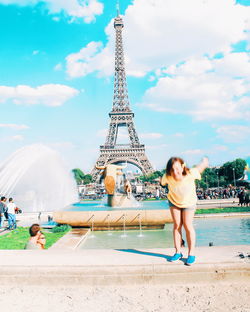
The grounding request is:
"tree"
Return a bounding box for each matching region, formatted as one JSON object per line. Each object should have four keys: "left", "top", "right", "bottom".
{"left": 82, "top": 174, "right": 93, "bottom": 185}
{"left": 72, "top": 168, "right": 85, "bottom": 185}
{"left": 219, "top": 158, "right": 246, "bottom": 185}
{"left": 72, "top": 169, "right": 93, "bottom": 185}
{"left": 139, "top": 170, "right": 164, "bottom": 183}
{"left": 197, "top": 180, "right": 207, "bottom": 189}
{"left": 201, "top": 168, "right": 218, "bottom": 188}
{"left": 199, "top": 159, "right": 246, "bottom": 188}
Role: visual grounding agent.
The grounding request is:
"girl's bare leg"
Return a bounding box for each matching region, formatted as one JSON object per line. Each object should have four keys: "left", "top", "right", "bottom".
{"left": 170, "top": 206, "right": 182, "bottom": 254}
{"left": 182, "top": 209, "right": 196, "bottom": 256}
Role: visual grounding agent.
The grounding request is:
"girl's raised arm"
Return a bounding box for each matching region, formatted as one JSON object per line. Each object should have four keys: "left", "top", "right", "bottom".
{"left": 196, "top": 157, "right": 209, "bottom": 173}
{"left": 160, "top": 174, "right": 168, "bottom": 186}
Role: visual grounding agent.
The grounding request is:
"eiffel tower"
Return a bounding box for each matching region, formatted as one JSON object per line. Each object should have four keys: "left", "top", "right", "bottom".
{"left": 91, "top": 6, "right": 154, "bottom": 180}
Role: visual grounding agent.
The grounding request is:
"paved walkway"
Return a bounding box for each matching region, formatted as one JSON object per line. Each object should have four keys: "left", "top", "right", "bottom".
{"left": 197, "top": 198, "right": 240, "bottom": 208}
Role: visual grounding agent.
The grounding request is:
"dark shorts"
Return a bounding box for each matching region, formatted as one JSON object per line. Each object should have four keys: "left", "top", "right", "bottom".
{"left": 168, "top": 199, "right": 196, "bottom": 211}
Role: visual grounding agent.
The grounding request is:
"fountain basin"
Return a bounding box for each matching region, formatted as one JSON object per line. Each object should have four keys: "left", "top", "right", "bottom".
{"left": 53, "top": 209, "right": 172, "bottom": 230}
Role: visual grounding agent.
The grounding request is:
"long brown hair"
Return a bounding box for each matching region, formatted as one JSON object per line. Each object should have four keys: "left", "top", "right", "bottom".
{"left": 29, "top": 224, "right": 41, "bottom": 237}
{"left": 166, "top": 157, "right": 190, "bottom": 177}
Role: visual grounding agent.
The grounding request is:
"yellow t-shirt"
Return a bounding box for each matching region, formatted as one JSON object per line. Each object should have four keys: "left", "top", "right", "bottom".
{"left": 161, "top": 168, "right": 201, "bottom": 208}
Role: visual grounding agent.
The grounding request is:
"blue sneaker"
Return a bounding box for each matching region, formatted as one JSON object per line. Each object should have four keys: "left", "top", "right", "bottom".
{"left": 169, "top": 253, "right": 183, "bottom": 262}
{"left": 185, "top": 255, "right": 196, "bottom": 266}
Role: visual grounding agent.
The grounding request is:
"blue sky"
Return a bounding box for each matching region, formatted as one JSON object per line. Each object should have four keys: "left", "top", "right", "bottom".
{"left": 0, "top": 0, "right": 249, "bottom": 173}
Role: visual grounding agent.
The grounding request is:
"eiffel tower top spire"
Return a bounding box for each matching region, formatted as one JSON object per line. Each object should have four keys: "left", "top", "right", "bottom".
{"left": 112, "top": 2, "right": 131, "bottom": 114}
{"left": 116, "top": 0, "right": 120, "bottom": 17}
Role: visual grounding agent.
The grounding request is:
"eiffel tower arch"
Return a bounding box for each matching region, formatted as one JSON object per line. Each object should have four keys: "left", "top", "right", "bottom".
{"left": 91, "top": 8, "right": 154, "bottom": 180}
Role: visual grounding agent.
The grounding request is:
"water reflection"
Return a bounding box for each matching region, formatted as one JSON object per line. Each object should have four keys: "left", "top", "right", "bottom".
{"left": 240, "top": 218, "right": 250, "bottom": 231}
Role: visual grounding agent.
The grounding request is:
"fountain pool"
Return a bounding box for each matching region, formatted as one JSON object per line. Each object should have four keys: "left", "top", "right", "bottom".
{"left": 69, "top": 199, "right": 168, "bottom": 211}
{"left": 79, "top": 216, "right": 250, "bottom": 249}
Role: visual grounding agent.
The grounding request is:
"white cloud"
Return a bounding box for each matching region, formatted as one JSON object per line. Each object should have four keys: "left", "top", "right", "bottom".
{"left": 173, "top": 132, "right": 184, "bottom": 138}
{"left": 212, "top": 145, "right": 229, "bottom": 152}
{"left": 213, "top": 52, "right": 250, "bottom": 77}
{"left": 0, "top": 84, "right": 79, "bottom": 106}
{"left": 66, "top": 41, "right": 113, "bottom": 78}
{"left": 163, "top": 52, "right": 250, "bottom": 80}
{"left": 96, "top": 128, "right": 107, "bottom": 137}
{"left": 49, "top": 142, "right": 75, "bottom": 149}
{"left": 183, "top": 149, "right": 203, "bottom": 155}
{"left": 0, "top": 0, "right": 103, "bottom": 23}
{"left": 148, "top": 76, "right": 156, "bottom": 82}
{"left": 0, "top": 123, "right": 29, "bottom": 130}
{"left": 116, "top": 128, "right": 129, "bottom": 140}
{"left": 32, "top": 50, "right": 39, "bottom": 55}
{"left": 147, "top": 143, "right": 168, "bottom": 150}
{"left": 64, "top": 0, "right": 250, "bottom": 78}
{"left": 216, "top": 125, "right": 250, "bottom": 143}
{"left": 166, "top": 58, "right": 213, "bottom": 76}
{"left": 52, "top": 16, "right": 60, "bottom": 22}
{"left": 139, "top": 132, "right": 163, "bottom": 139}
{"left": 97, "top": 128, "right": 128, "bottom": 141}
{"left": 139, "top": 54, "right": 250, "bottom": 121}
{"left": 54, "top": 63, "right": 62, "bottom": 71}
{"left": 10, "top": 135, "right": 24, "bottom": 141}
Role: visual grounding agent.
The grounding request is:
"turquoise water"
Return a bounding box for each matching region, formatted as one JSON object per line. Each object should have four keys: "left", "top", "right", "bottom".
{"left": 79, "top": 217, "right": 250, "bottom": 249}
{"left": 67, "top": 199, "right": 169, "bottom": 211}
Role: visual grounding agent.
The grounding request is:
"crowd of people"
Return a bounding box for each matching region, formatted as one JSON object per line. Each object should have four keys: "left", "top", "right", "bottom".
{"left": 197, "top": 187, "right": 248, "bottom": 200}
{"left": 196, "top": 187, "right": 249, "bottom": 205}
{"left": 0, "top": 196, "right": 21, "bottom": 230}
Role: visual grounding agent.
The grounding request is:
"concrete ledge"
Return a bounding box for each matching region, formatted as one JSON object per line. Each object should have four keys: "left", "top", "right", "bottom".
{"left": 0, "top": 246, "right": 249, "bottom": 286}
{"left": 50, "top": 228, "right": 90, "bottom": 250}
{"left": 0, "top": 263, "right": 249, "bottom": 286}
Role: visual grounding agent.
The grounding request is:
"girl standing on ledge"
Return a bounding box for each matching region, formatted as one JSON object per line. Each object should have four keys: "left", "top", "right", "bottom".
{"left": 161, "top": 156, "right": 209, "bottom": 265}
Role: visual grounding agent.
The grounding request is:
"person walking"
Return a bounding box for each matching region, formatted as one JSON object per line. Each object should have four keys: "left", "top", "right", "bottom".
{"left": 244, "top": 191, "right": 249, "bottom": 207}
{"left": 0, "top": 197, "right": 7, "bottom": 229}
{"left": 7, "top": 198, "right": 17, "bottom": 230}
{"left": 161, "top": 156, "right": 209, "bottom": 266}
{"left": 238, "top": 190, "right": 245, "bottom": 207}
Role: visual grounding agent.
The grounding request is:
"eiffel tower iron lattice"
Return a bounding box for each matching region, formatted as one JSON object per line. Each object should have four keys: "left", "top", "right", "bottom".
{"left": 91, "top": 9, "right": 154, "bottom": 180}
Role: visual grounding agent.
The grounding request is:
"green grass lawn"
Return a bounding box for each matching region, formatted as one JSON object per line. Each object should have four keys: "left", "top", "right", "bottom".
{"left": 0, "top": 226, "right": 70, "bottom": 250}
{"left": 196, "top": 206, "right": 250, "bottom": 214}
